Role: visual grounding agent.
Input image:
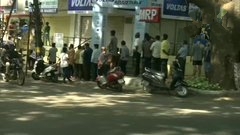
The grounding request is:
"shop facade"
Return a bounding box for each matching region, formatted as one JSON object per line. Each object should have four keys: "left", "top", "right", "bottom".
{"left": 67, "top": 0, "right": 195, "bottom": 55}
{"left": 5, "top": 0, "right": 196, "bottom": 55}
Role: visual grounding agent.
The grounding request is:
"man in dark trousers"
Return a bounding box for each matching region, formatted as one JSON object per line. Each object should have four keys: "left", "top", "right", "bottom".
{"left": 83, "top": 43, "right": 93, "bottom": 81}
{"left": 108, "top": 30, "right": 120, "bottom": 70}
{"left": 176, "top": 40, "right": 188, "bottom": 79}
{"left": 142, "top": 33, "right": 153, "bottom": 71}
{"left": 43, "top": 22, "right": 51, "bottom": 46}
{"left": 133, "top": 32, "right": 141, "bottom": 76}
{"left": 160, "top": 34, "right": 170, "bottom": 81}
{"left": 108, "top": 30, "right": 118, "bottom": 55}
{"left": 119, "top": 40, "right": 129, "bottom": 74}
{"left": 91, "top": 44, "right": 101, "bottom": 81}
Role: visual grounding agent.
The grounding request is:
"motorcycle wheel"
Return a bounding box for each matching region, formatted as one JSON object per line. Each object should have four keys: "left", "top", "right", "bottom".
{"left": 2, "top": 74, "right": 9, "bottom": 82}
{"left": 52, "top": 74, "right": 58, "bottom": 83}
{"left": 175, "top": 86, "right": 188, "bottom": 97}
{"left": 143, "top": 85, "right": 152, "bottom": 93}
{"left": 142, "top": 80, "right": 152, "bottom": 93}
{"left": 116, "top": 84, "right": 123, "bottom": 92}
{"left": 32, "top": 72, "right": 40, "bottom": 80}
{"left": 16, "top": 70, "right": 25, "bottom": 86}
{"left": 97, "top": 81, "right": 107, "bottom": 89}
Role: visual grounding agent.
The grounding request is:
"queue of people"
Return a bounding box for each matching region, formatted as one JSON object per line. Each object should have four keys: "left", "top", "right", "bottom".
{"left": 24, "top": 30, "right": 211, "bottom": 84}
{"left": 2, "top": 29, "right": 212, "bottom": 84}
{"left": 133, "top": 32, "right": 212, "bottom": 81}
{"left": 41, "top": 30, "right": 130, "bottom": 83}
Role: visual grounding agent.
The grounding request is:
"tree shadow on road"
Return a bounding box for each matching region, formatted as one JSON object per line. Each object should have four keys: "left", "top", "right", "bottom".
{"left": 1, "top": 79, "right": 240, "bottom": 135}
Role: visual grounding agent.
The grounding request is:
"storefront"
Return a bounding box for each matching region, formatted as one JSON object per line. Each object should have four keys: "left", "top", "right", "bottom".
{"left": 5, "top": 0, "right": 197, "bottom": 55}
{"left": 147, "top": 0, "right": 197, "bottom": 55}
{"left": 68, "top": 0, "right": 148, "bottom": 54}
{"left": 68, "top": 0, "right": 197, "bottom": 55}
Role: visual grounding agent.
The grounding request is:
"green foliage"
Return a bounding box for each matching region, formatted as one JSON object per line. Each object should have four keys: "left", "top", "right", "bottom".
{"left": 186, "top": 77, "right": 222, "bottom": 90}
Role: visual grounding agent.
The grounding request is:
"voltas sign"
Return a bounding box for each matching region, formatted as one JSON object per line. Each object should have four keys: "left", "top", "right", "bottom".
{"left": 139, "top": 8, "right": 161, "bottom": 23}
{"left": 162, "top": 0, "right": 193, "bottom": 20}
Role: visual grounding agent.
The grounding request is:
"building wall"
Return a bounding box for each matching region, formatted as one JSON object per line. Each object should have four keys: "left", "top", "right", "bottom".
{"left": 148, "top": 19, "right": 193, "bottom": 55}
{"left": 148, "top": 19, "right": 196, "bottom": 76}
{"left": 13, "top": 0, "right": 201, "bottom": 76}
{"left": 123, "top": 17, "right": 134, "bottom": 53}
{"left": 105, "top": 16, "right": 125, "bottom": 47}
{"left": 78, "top": 15, "right": 133, "bottom": 50}
{"left": 43, "top": 15, "right": 75, "bottom": 45}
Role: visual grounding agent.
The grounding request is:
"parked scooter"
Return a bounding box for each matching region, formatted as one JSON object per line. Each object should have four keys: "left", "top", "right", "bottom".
{"left": 31, "top": 58, "right": 59, "bottom": 82}
{"left": 96, "top": 66, "right": 125, "bottom": 91}
{"left": 141, "top": 61, "right": 188, "bottom": 97}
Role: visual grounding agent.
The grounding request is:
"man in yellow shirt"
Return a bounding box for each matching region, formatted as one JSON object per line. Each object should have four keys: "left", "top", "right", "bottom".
{"left": 160, "top": 34, "right": 170, "bottom": 81}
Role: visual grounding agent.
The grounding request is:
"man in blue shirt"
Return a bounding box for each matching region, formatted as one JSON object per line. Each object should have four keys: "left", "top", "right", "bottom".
{"left": 91, "top": 44, "right": 101, "bottom": 81}
{"left": 176, "top": 40, "right": 188, "bottom": 78}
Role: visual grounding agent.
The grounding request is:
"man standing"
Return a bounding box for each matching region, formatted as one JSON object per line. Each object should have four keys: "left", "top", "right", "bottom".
{"left": 142, "top": 33, "right": 152, "bottom": 70}
{"left": 48, "top": 43, "right": 58, "bottom": 64}
{"left": 204, "top": 42, "right": 212, "bottom": 81}
{"left": 74, "top": 45, "right": 84, "bottom": 80}
{"left": 68, "top": 44, "right": 75, "bottom": 78}
{"left": 176, "top": 40, "right": 188, "bottom": 78}
{"left": 91, "top": 44, "right": 101, "bottom": 81}
{"left": 43, "top": 22, "right": 50, "bottom": 46}
{"left": 60, "top": 47, "right": 72, "bottom": 83}
{"left": 191, "top": 41, "right": 204, "bottom": 78}
{"left": 108, "top": 30, "right": 118, "bottom": 55}
{"left": 133, "top": 32, "right": 141, "bottom": 76}
{"left": 160, "top": 34, "right": 170, "bottom": 81}
{"left": 108, "top": 30, "right": 119, "bottom": 70}
{"left": 83, "top": 43, "right": 93, "bottom": 81}
{"left": 120, "top": 40, "right": 129, "bottom": 74}
{"left": 150, "top": 35, "right": 161, "bottom": 71}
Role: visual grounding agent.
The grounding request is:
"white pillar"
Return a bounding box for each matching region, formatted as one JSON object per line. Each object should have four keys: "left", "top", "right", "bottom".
{"left": 133, "top": 7, "right": 147, "bottom": 48}
{"left": 92, "top": 4, "right": 108, "bottom": 48}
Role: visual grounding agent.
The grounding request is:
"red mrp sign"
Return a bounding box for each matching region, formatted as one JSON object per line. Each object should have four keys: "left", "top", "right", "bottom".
{"left": 139, "top": 8, "right": 161, "bottom": 23}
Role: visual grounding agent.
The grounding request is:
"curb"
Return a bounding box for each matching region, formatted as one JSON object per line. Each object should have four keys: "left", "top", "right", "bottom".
{"left": 124, "top": 76, "right": 240, "bottom": 96}
{"left": 24, "top": 73, "right": 240, "bottom": 96}
{"left": 189, "top": 88, "right": 240, "bottom": 96}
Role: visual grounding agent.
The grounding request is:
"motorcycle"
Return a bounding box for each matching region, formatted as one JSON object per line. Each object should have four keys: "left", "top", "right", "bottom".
{"left": 1, "top": 58, "right": 25, "bottom": 85}
{"left": 31, "top": 59, "right": 59, "bottom": 82}
{"left": 96, "top": 66, "right": 125, "bottom": 91}
{"left": 141, "top": 61, "right": 188, "bottom": 97}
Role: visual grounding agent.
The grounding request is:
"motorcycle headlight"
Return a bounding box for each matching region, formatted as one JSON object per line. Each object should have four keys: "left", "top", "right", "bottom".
{"left": 6, "top": 62, "right": 10, "bottom": 66}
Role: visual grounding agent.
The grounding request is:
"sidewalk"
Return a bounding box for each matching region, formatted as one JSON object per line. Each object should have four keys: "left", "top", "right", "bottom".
{"left": 25, "top": 69, "right": 240, "bottom": 96}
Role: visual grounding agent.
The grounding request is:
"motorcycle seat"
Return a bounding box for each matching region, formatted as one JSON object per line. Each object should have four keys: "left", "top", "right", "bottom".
{"left": 145, "top": 67, "right": 165, "bottom": 77}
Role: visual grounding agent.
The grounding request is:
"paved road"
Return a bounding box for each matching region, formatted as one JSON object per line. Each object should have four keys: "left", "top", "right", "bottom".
{"left": 0, "top": 78, "right": 240, "bottom": 135}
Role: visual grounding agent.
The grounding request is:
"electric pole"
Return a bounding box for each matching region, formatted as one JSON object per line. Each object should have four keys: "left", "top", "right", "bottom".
{"left": 32, "top": 0, "right": 42, "bottom": 56}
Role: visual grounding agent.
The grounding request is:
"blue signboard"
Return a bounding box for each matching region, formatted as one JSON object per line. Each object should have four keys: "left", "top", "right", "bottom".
{"left": 163, "top": 0, "right": 189, "bottom": 17}
{"left": 68, "top": 0, "right": 93, "bottom": 11}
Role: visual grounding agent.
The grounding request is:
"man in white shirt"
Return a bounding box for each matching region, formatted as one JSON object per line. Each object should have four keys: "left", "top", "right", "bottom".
{"left": 150, "top": 35, "right": 161, "bottom": 71}
{"left": 133, "top": 32, "right": 141, "bottom": 76}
